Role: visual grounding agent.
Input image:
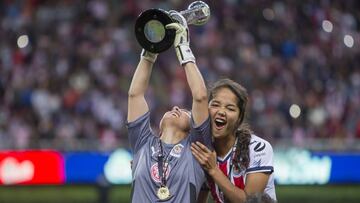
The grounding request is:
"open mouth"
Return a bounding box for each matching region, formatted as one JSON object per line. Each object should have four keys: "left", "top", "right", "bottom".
{"left": 214, "top": 118, "right": 226, "bottom": 129}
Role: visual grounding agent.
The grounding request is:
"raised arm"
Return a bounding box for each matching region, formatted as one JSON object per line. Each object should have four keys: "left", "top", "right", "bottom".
{"left": 184, "top": 62, "right": 208, "bottom": 125}
{"left": 127, "top": 51, "right": 157, "bottom": 122}
{"left": 166, "top": 13, "right": 208, "bottom": 126}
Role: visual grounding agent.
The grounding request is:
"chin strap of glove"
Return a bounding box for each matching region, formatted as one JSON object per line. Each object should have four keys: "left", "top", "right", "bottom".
{"left": 140, "top": 49, "right": 158, "bottom": 63}
{"left": 166, "top": 11, "right": 195, "bottom": 65}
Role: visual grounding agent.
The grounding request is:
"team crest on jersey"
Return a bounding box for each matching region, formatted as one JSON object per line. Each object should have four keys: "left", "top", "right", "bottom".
{"left": 150, "top": 163, "right": 171, "bottom": 183}
{"left": 170, "top": 144, "right": 184, "bottom": 158}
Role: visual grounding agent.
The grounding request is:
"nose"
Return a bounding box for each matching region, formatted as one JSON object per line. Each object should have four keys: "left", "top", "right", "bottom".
{"left": 173, "top": 106, "right": 180, "bottom": 111}
{"left": 217, "top": 110, "right": 226, "bottom": 116}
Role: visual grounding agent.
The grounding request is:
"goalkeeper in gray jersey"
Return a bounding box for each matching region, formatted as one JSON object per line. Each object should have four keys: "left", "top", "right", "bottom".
{"left": 127, "top": 12, "right": 212, "bottom": 203}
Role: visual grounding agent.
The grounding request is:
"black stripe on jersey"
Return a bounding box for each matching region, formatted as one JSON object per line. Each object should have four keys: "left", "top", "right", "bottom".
{"left": 190, "top": 183, "right": 196, "bottom": 203}
{"left": 130, "top": 180, "right": 135, "bottom": 201}
{"left": 246, "top": 166, "right": 274, "bottom": 173}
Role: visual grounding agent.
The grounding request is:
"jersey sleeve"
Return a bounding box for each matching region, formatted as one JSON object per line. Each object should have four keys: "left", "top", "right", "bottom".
{"left": 126, "top": 111, "right": 154, "bottom": 154}
{"left": 189, "top": 116, "right": 213, "bottom": 150}
{"left": 246, "top": 138, "right": 274, "bottom": 175}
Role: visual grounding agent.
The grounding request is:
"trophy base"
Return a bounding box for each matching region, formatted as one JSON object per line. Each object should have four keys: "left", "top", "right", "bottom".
{"left": 135, "top": 9, "right": 176, "bottom": 53}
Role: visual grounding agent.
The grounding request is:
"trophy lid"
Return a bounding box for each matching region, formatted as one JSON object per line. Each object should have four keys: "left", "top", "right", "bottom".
{"left": 135, "top": 9, "right": 176, "bottom": 53}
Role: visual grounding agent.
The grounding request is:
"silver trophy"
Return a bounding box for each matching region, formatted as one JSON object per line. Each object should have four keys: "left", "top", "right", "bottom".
{"left": 176, "top": 1, "right": 210, "bottom": 26}
{"left": 135, "top": 1, "right": 210, "bottom": 53}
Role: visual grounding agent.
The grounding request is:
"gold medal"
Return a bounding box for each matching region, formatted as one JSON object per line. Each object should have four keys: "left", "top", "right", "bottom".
{"left": 157, "top": 186, "right": 171, "bottom": 200}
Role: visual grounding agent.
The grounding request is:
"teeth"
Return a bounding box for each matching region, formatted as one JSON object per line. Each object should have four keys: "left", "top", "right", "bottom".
{"left": 215, "top": 118, "right": 225, "bottom": 123}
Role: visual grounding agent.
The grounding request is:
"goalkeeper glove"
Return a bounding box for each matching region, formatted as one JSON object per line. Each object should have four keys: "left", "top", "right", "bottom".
{"left": 166, "top": 11, "right": 195, "bottom": 65}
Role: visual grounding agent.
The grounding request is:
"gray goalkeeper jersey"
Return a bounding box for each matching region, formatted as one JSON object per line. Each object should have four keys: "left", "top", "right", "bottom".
{"left": 127, "top": 112, "right": 212, "bottom": 203}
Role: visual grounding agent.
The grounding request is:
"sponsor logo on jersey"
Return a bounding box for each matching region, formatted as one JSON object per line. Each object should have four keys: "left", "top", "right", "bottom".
{"left": 150, "top": 163, "right": 171, "bottom": 183}
{"left": 254, "top": 152, "right": 266, "bottom": 158}
{"left": 254, "top": 142, "right": 266, "bottom": 152}
{"left": 170, "top": 144, "right": 184, "bottom": 158}
{"left": 150, "top": 146, "right": 161, "bottom": 161}
{"left": 151, "top": 146, "right": 160, "bottom": 157}
{"left": 253, "top": 159, "right": 261, "bottom": 167}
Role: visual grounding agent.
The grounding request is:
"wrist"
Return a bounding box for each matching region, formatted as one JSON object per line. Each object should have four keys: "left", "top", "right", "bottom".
{"left": 208, "top": 166, "right": 221, "bottom": 177}
{"left": 141, "top": 49, "right": 158, "bottom": 63}
{"left": 175, "top": 44, "right": 195, "bottom": 65}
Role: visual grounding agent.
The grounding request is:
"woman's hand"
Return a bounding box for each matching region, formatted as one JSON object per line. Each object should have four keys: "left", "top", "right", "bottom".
{"left": 192, "top": 142, "right": 248, "bottom": 203}
{"left": 191, "top": 141, "right": 218, "bottom": 175}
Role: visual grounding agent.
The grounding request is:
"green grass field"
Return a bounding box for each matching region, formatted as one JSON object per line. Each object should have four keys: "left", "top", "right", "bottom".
{"left": 0, "top": 184, "right": 359, "bottom": 203}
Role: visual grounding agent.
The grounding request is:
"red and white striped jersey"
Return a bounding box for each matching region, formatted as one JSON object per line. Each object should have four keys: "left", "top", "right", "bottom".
{"left": 208, "top": 134, "right": 276, "bottom": 202}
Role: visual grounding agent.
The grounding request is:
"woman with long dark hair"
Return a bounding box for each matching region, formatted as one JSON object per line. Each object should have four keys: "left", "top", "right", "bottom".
{"left": 192, "top": 79, "right": 276, "bottom": 203}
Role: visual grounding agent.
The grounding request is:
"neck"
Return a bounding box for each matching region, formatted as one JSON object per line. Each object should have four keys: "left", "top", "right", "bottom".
{"left": 214, "top": 134, "right": 236, "bottom": 158}
{"left": 160, "top": 127, "right": 187, "bottom": 144}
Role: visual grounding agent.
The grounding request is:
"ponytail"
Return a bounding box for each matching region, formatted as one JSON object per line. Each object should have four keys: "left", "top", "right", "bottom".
{"left": 233, "top": 124, "right": 252, "bottom": 171}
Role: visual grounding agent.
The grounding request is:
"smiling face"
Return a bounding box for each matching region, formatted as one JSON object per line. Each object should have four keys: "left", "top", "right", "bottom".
{"left": 209, "top": 87, "right": 242, "bottom": 140}
{"left": 159, "top": 106, "right": 191, "bottom": 132}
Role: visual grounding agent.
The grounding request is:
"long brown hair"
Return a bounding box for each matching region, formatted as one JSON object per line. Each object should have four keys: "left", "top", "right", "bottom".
{"left": 209, "top": 78, "right": 252, "bottom": 171}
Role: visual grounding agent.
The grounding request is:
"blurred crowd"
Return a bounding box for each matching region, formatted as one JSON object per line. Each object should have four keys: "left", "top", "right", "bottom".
{"left": 0, "top": 0, "right": 359, "bottom": 151}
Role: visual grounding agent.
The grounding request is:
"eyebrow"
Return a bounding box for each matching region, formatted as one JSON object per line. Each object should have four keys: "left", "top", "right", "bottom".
{"left": 210, "top": 100, "right": 237, "bottom": 107}
{"left": 210, "top": 100, "right": 219, "bottom": 104}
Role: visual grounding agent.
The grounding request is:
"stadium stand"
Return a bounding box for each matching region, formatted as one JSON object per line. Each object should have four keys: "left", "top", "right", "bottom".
{"left": 0, "top": 0, "right": 359, "bottom": 151}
